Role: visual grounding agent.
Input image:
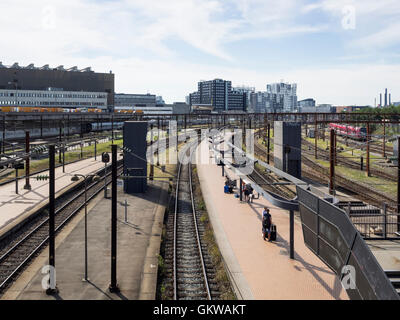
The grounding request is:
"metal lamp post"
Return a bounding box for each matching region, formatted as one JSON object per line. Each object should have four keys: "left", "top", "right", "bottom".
{"left": 71, "top": 174, "right": 100, "bottom": 281}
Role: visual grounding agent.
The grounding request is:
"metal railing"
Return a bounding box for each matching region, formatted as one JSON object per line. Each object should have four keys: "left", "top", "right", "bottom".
{"left": 296, "top": 185, "right": 399, "bottom": 300}
{"left": 340, "top": 201, "right": 400, "bottom": 240}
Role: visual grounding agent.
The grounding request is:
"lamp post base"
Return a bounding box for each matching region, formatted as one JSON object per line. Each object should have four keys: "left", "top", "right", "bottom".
{"left": 23, "top": 184, "right": 31, "bottom": 190}
{"left": 46, "top": 287, "right": 59, "bottom": 295}
{"left": 109, "top": 284, "right": 120, "bottom": 293}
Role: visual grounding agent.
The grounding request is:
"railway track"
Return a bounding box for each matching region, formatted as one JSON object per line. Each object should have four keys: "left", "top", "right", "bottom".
{"left": 252, "top": 141, "right": 297, "bottom": 198}
{"left": 253, "top": 134, "right": 396, "bottom": 211}
{"left": 301, "top": 138, "right": 397, "bottom": 182}
{"left": 0, "top": 163, "right": 123, "bottom": 295}
{"left": 321, "top": 131, "right": 394, "bottom": 156}
{"left": 301, "top": 155, "right": 396, "bottom": 210}
{"left": 163, "top": 143, "right": 220, "bottom": 300}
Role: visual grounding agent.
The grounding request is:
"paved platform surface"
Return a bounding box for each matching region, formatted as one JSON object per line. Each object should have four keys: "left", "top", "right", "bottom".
{"left": 4, "top": 180, "right": 168, "bottom": 300}
{"left": 0, "top": 155, "right": 121, "bottom": 233}
{"left": 195, "top": 139, "right": 347, "bottom": 300}
{"left": 367, "top": 240, "right": 400, "bottom": 271}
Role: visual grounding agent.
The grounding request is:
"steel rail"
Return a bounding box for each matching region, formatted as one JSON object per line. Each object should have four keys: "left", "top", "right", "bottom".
{"left": 172, "top": 138, "right": 211, "bottom": 300}
{"left": 0, "top": 164, "right": 122, "bottom": 291}
{"left": 188, "top": 150, "right": 212, "bottom": 300}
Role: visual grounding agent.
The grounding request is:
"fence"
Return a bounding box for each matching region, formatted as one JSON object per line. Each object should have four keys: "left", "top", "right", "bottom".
{"left": 296, "top": 185, "right": 399, "bottom": 300}
{"left": 337, "top": 201, "right": 400, "bottom": 240}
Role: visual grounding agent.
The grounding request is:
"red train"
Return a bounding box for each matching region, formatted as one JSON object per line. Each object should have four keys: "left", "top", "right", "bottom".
{"left": 328, "top": 123, "right": 367, "bottom": 140}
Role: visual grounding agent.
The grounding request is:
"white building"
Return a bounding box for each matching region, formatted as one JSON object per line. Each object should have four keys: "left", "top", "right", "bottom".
{"left": 0, "top": 88, "right": 108, "bottom": 109}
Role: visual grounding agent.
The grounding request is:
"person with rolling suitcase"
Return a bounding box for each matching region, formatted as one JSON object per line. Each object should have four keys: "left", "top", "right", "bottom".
{"left": 270, "top": 224, "right": 277, "bottom": 241}
{"left": 262, "top": 207, "right": 273, "bottom": 242}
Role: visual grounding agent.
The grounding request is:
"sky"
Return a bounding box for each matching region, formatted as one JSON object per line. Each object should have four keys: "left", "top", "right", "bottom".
{"left": 1, "top": 0, "right": 400, "bottom": 105}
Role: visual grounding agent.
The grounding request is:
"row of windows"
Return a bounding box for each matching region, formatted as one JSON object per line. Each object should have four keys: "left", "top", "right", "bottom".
{"left": 0, "top": 101, "right": 106, "bottom": 106}
{"left": 0, "top": 92, "right": 107, "bottom": 99}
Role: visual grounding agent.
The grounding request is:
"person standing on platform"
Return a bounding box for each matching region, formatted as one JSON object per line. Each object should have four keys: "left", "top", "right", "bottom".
{"left": 262, "top": 207, "right": 272, "bottom": 242}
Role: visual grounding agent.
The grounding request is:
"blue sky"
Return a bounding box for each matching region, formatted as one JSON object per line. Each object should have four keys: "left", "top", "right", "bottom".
{"left": 1, "top": 0, "right": 400, "bottom": 105}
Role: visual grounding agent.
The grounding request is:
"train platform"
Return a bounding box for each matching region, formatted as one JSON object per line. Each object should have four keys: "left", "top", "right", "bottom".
{"left": 0, "top": 155, "right": 121, "bottom": 238}
{"left": 2, "top": 180, "right": 169, "bottom": 300}
{"left": 195, "top": 139, "right": 348, "bottom": 300}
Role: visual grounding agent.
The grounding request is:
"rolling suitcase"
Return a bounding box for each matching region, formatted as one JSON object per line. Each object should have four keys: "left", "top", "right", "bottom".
{"left": 270, "top": 224, "right": 277, "bottom": 241}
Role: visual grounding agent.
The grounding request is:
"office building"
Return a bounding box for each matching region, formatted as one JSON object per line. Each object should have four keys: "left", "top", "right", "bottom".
{"left": 233, "top": 86, "right": 255, "bottom": 111}
{"left": 298, "top": 98, "right": 316, "bottom": 108}
{"left": 249, "top": 91, "right": 285, "bottom": 113}
{"left": 188, "top": 79, "right": 246, "bottom": 112}
{"left": 114, "top": 93, "right": 157, "bottom": 108}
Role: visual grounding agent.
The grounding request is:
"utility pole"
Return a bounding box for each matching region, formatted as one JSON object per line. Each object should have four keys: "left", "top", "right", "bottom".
{"left": 24, "top": 131, "right": 31, "bottom": 190}
{"left": 267, "top": 123, "right": 270, "bottom": 164}
{"left": 383, "top": 119, "right": 386, "bottom": 158}
{"left": 221, "top": 150, "right": 225, "bottom": 177}
{"left": 111, "top": 114, "right": 114, "bottom": 144}
{"left": 314, "top": 118, "right": 318, "bottom": 159}
{"left": 290, "top": 210, "right": 294, "bottom": 260}
{"left": 397, "top": 137, "right": 400, "bottom": 232}
{"left": 239, "top": 178, "right": 243, "bottom": 202}
{"left": 47, "top": 145, "right": 57, "bottom": 295}
{"left": 329, "top": 129, "right": 335, "bottom": 195}
{"left": 366, "top": 123, "right": 370, "bottom": 177}
{"left": 59, "top": 122, "right": 62, "bottom": 164}
{"left": 334, "top": 130, "right": 337, "bottom": 166}
{"left": 109, "top": 144, "right": 119, "bottom": 293}
{"left": 150, "top": 124, "right": 154, "bottom": 180}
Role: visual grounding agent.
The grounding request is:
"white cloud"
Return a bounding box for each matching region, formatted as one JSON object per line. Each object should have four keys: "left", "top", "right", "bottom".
{"left": 107, "top": 56, "right": 400, "bottom": 106}
{"left": 354, "top": 22, "right": 400, "bottom": 49}
{"left": 302, "top": 0, "right": 400, "bottom": 50}
{"left": 0, "top": 0, "right": 399, "bottom": 106}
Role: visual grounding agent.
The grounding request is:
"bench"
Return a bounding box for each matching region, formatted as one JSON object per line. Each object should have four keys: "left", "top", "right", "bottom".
{"left": 225, "top": 174, "right": 237, "bottom": 189}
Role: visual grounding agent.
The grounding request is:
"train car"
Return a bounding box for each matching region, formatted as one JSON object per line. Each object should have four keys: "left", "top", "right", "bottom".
{"left": 91, "top": 121, "right": 124, "bottom": 132}
{"left": 328, "top": 123, "right": 366, "bottom": 140}
{"left": 0, "top": 106, "right": 17, "bottom": 112}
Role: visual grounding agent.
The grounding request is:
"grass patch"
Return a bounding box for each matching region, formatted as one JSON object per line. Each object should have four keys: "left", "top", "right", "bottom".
{"left": 313, "top": 157, "right": 396, "bottom": 196}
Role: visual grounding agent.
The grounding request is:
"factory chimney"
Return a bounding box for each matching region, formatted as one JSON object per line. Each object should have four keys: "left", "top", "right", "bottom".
{"left": 380, "top": 93, "right": 382, "bottom": 107}
{"left": 385, "top": 88, "right": 388, "bottom": 106}
{"left": 389, "top": 93, "right": 391, "bottom": 106}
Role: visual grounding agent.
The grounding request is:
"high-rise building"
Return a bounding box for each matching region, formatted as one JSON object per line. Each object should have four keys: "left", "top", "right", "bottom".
{"left": 249, "top": 92, "right": 268, "bottom": 113}
{"left": 233, "top": 86, "right": 255, "bottom": 111}
{"left": 188, "top": 79, "right": 246, "bottom": 112}
{"left": 266, "top": 82, "right": 297, "bottom": 112}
